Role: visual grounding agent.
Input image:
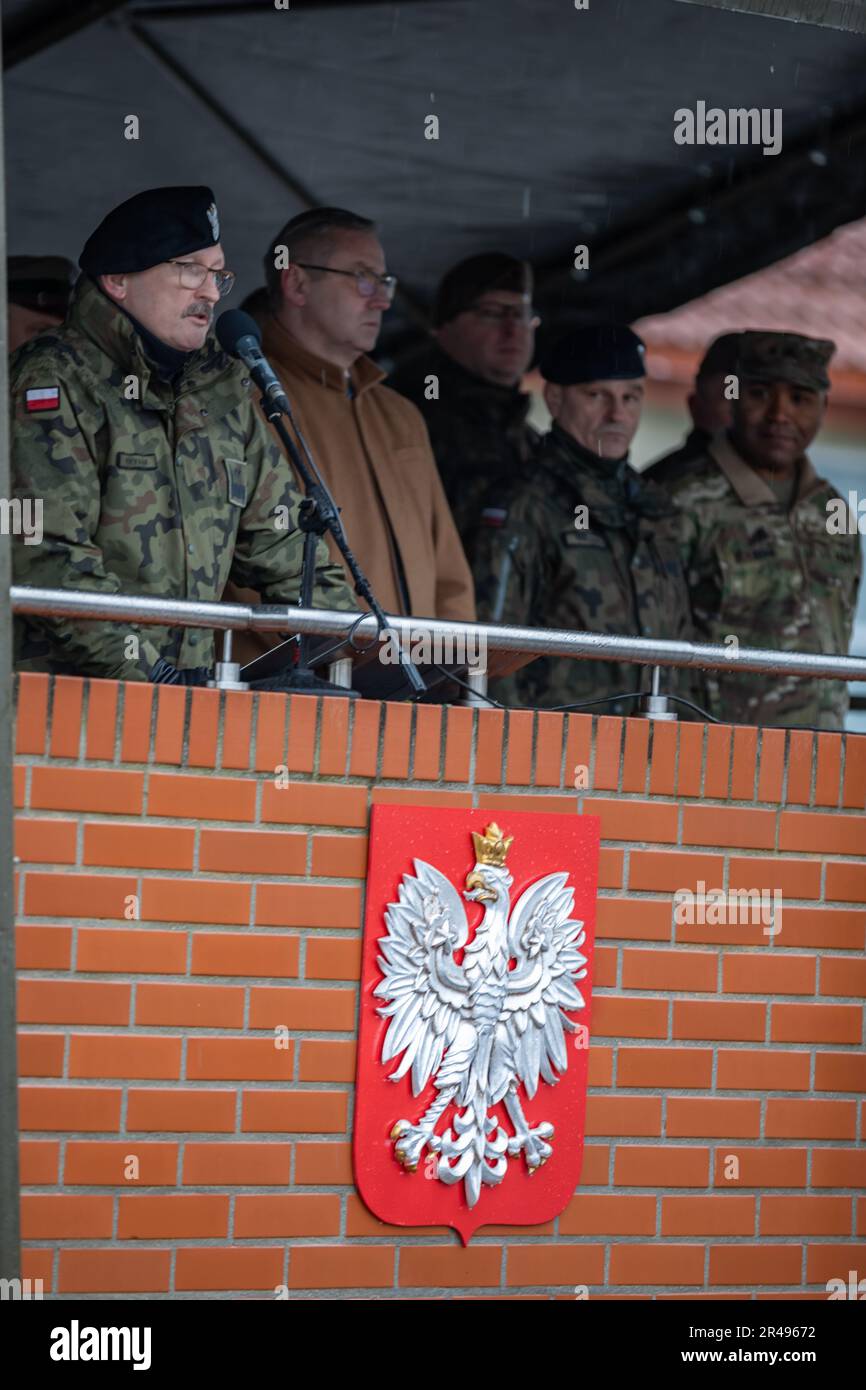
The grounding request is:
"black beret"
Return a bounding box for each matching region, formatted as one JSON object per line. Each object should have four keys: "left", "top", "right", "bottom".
{"left": 434, "top": 253, "right": 533, "bottom": 327}
{"left": 541, "top": 324, "right": 646, "bottom": 385}
{"left": 79, "top": 186, "right": 221, "bottom": 275}
{"left": 7, "top": 255, "right": 76, "bottom": 314}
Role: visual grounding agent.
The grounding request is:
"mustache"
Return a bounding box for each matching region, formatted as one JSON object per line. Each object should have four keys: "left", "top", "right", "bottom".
{"left": 183, "top": 302, "right": 213, "bottom": 321}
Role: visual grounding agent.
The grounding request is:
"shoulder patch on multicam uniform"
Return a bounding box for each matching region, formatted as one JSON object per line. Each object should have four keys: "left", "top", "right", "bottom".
{"left": 25, "top": 386, "right": 60, "bottom": 413}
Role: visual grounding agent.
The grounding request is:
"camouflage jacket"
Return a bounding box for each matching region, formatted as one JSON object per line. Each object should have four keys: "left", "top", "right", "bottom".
{"left": 11, "top": 276, "right": 354, "bottom": 681}
{"left": 389, "top": 345, "right": 537, "bottom": 564}
{"left": 644, "top": 426, "right": 713, "bottom": 490}
{"left": 659, "top": 432, "right": 862, "bottom": 729}
{"left": 473, "top": 424, "right": 693, "bottom": 712}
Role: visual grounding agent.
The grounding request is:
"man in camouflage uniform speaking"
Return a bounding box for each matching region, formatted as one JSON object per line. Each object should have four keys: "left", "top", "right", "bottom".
{"left": 653, "top": 331, "right": 861, "bottom": 729}
{"left": 10, "top": 185, "right": 353, "bottom": 684}
{"left": 473, "top": 325, "right": 692, "bottom": 713}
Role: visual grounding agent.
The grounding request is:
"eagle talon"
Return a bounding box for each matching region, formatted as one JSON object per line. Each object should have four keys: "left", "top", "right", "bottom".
{"left": 510, "top": 1122, "right": 554, "bottom": 1173}
{"left": 391, "top": 1121, "right": 432, "bottom": 1172}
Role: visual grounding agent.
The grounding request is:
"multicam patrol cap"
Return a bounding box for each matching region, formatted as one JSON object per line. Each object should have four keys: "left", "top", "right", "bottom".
{"left": 79, "top": 186, "right": 221, "bottom": 275}
{"left": 737, "top": 330, "right": 835, "bottom": 392}
{"left": 7, "top": 255, "right": 76, "bottom": 314}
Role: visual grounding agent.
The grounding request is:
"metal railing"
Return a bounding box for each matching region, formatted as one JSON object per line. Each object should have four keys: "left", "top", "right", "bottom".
{"left": 11, "top": 585, "right": 866, "bottom": 687}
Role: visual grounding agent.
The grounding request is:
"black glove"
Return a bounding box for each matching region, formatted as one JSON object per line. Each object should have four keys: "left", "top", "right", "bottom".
{"left": 149, "top": 657, "right": 211, "bottom": 687}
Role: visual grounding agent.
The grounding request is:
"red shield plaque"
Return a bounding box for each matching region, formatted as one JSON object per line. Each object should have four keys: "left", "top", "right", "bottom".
{"left": 354, "top": 805, "right": 600, "bottom": 1242}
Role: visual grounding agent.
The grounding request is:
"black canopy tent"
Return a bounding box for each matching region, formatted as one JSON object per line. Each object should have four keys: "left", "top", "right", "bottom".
{"left": 3, "top": 0, "right": 866, "bottom": 356}
{"left": 2, "top": 0, "right": 866, "bottom": 1285}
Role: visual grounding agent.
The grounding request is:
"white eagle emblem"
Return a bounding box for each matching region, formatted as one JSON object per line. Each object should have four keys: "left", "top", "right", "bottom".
{"left": 375, "top": 823, "right": 588, "bottom": 1209}
{"left": 206, "top": 201, "right": 220, "bottom": 242}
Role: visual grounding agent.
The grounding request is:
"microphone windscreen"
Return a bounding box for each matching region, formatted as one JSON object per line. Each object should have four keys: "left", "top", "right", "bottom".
{"left": 216, "top": 308, "right": 262, "bottom": 356}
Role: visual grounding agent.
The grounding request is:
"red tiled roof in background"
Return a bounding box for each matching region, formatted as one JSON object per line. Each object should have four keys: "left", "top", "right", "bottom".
{"left": 635, "top": 216, "right": 866, "bottom": 406}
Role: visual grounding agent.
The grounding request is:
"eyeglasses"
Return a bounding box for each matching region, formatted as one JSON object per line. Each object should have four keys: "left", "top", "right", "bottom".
{"left": 294, "top": 263, "right": 398, "bottom": 300}
{"left": 167, "top": 259, "right": 236, "bottom": 298}
{"left": 468, "top": 304, "right": 540, "bottom": 327}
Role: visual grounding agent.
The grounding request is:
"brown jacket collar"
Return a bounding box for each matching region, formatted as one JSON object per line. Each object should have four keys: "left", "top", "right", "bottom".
{"left": 261, "top": 313, "right": 384, "bottom": 397}
{"left": 708, "top": 430, "right": 820, "bottom": 507}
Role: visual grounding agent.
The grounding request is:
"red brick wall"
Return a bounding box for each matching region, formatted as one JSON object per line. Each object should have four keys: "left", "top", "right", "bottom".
{"left": 13, "top": 673, "right": 866, "bottom": 1298}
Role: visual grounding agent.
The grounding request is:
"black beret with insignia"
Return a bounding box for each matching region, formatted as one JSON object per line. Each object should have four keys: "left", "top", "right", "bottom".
{"left": 541, "top": 324, "right": 646, "bottom": 385}
{"left": 79, "top": 185, "right": 221, "bottom": 275}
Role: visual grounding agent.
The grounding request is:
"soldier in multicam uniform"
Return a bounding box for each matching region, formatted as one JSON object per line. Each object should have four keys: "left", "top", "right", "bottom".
{"left": 389, "top": 253, "right": 538, "bottom": 565}
{"left": 473, "top": 326, "right": 693, "bottom": 713}
{"left": 652, "top": 330, "right": 861, "bottom": 729}
{"left": 644, "top": 332, "right": 741, "bottom": 489}
{"left": 11, "top": 185, "right": 354, "bottom": 685}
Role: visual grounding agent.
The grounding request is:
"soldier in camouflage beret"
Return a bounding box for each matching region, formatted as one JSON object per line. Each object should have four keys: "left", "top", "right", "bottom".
{"left": 11, "top": 185, "right": 354, "bottom": 684}
{"left": 652, "top": 329, "right": 861, "bottom": 728}
{"left": 473, "top": 325, "right": 693, "bottom": 714}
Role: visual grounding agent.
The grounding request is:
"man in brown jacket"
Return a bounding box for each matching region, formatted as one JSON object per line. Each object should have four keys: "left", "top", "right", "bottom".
{"left": 224, "top": 207, "right": 475, "bottom": 664}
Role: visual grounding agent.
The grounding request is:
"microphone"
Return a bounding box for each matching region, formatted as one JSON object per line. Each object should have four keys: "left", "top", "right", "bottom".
{"left": 216, "top": 309, "right": 290, "bottom": 414}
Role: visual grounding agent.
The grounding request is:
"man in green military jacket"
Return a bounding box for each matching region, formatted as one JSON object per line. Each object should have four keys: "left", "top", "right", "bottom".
{"left": 11, "top": 185, "right": 354, "bottom": 684}
{"left": 473, "top": 325, "right": 693, "bottom": 714}
{"left": 652, "top": 330, "right": 861, "bottom": 729}
{"left": 645, "top": 332, "right": 741, "bottom": 489}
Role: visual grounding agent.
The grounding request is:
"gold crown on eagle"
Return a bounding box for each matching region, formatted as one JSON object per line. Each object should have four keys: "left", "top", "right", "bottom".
{"left": 471, "top": 822, "right": 513, "bottom": 867}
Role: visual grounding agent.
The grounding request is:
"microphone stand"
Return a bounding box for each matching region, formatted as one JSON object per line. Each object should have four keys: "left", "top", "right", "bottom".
{"left": 259, "top": 392, "right": 426, "bottom": 697}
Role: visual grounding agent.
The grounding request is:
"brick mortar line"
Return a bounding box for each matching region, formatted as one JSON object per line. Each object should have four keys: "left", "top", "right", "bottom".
{"left": 16, "top": 1230, "right": 863, "bottom": 1256}
{"left": 17, "top": 1036, "right": 866, "bottom": 1068}
{"left": 22, "top": 1182, "right": 860, "bottom": 1198}
{"left": 18, "top": 853, "right": 866, "bottom": 893}
{"left": 15, "top": 816, "right": 866, "bottom": 866}
{"left": 21, "top": 1292, "right": 842, "bottom": 1302}
{"left": 19, "top": 1140, "right": 864, "bottom": 1162}
{"left": 15, "top": 994, "right": 866, "bottom": 1024}
{"left": 21, "top": 1291, "right": 840, "bottom": 1301}
{"left": 17, "top": 1097, "right": 866, "bottom": 1115}
{"left": 14, "top": 936, "right": 866, "bottom": 959}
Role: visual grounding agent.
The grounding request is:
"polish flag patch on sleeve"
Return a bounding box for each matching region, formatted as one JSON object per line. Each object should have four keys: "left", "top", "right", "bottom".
{"left": 25, "top": 386, "right": 60, "bottom": 412}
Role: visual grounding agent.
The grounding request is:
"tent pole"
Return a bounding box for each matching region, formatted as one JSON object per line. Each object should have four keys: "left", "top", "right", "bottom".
{"left": 673, "top": 0, "right": 866, "bottom": 34}
{"left": 0, "top": 18, "right": 21, "bottom": 1289}
{"left": 3, "top": 0, "right": 130, "bottom": 70}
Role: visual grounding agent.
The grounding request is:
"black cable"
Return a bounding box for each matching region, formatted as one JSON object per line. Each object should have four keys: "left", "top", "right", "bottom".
{"left": 663, "top": 693, "right": 723, "bottom": 724}
{"left": 302, "top": 612, "right": 375, "bottom": 669}
{"left": 424, "top": 671, "right": 656, "bottom": 716}
{"left": 426, "top": 662, "right": 505, "bottom": 707}
{"left": 542, "top": 690, "right": 646, "bottom": 714}
{"left": 421, "top": 673, "right": 723, "bottom": 725}
{"left": 303, "top": 650, "right": 843, "bottom": 734}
